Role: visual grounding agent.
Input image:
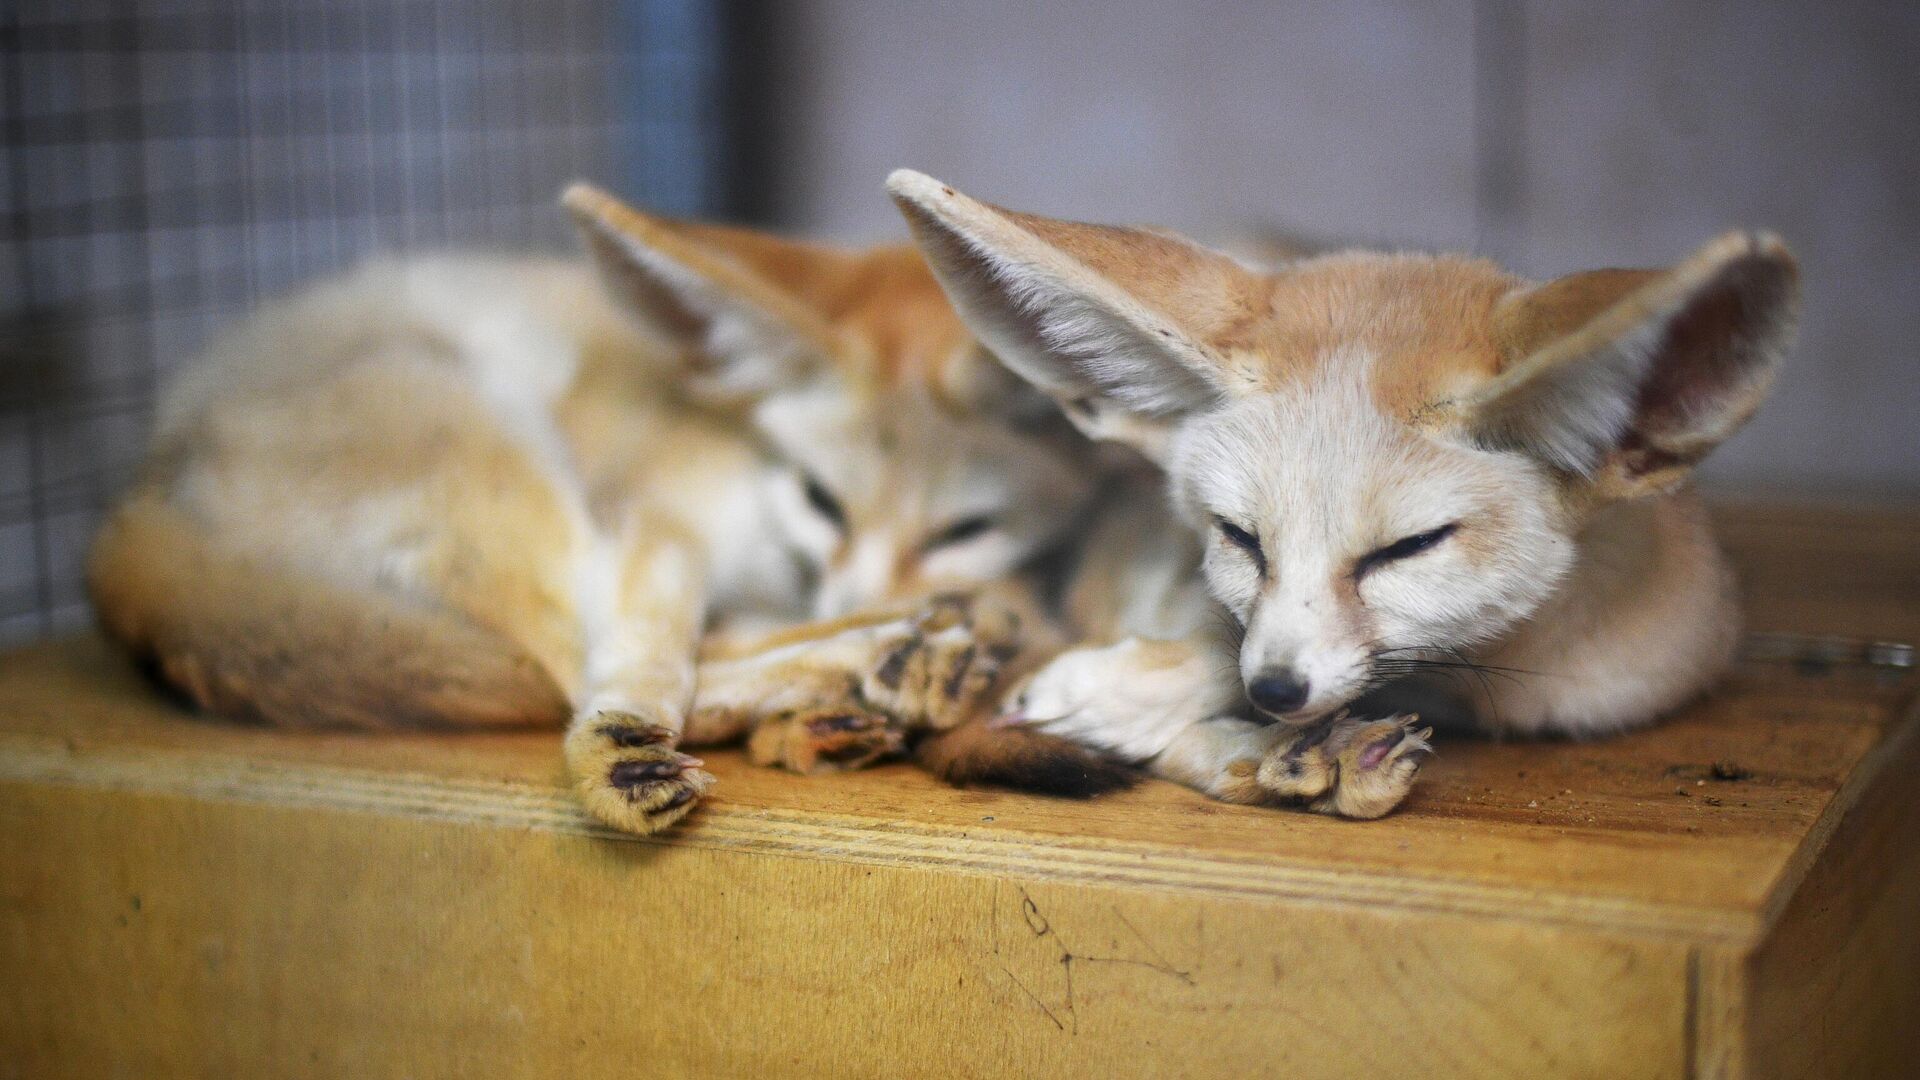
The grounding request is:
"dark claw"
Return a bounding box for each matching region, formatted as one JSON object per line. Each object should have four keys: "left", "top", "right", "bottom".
{"left": 1283, "top": 721, "right": 1335, "bottom": 760}
{"left": 609, "top": 758, "right": 682, "bottom": 789}
{"left": 820, "top": 741, "right": 880, "bottom": 764}
{"left": 808, "top": 713, "right": 871, "bottom": 735}
{"left": 875, "top": 633, "right": 921, "bottom": 690}
{"left": 598, "top": 723, "right": 668, "bottom": 748}
{"left": 654, "top": 785, "right": 698, "bottom": 812}
{"left": 941, "top": 645, "right": 978, "bottom": 700}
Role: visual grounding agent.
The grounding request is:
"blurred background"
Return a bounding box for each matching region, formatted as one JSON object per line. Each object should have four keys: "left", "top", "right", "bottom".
{"left": 3, "top": 0, "right": 1916, "bottom": 642}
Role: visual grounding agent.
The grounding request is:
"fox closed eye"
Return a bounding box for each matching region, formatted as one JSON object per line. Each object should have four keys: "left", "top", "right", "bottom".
{"left": 925, "top": 515, "right": 996, "bottom": 551}
{"left": 1217, "top": 519, "right": 1266, "bottom": 575}
{"left": 1355, "top": 523, "right": 1459, "bottom": 578}
{"left": 801, "top": 473, "right": 847, "bottom": 530}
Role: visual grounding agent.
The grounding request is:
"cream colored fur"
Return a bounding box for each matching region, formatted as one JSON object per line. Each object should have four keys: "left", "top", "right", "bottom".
{"left": 892, "top": 169, "right": 1798, "bottom": 818}
{"left": 90, "top": 186, "right": 1110, "bottom": 835}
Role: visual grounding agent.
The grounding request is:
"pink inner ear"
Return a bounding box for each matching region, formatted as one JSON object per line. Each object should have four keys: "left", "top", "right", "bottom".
{"left": 1632, "top": 252, "right": 1788, "bottom": 439}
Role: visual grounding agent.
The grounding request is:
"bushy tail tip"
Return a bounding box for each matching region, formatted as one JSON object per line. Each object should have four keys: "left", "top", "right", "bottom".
{"left": 914, "top": 719, "right": 1136, "bottom": 799}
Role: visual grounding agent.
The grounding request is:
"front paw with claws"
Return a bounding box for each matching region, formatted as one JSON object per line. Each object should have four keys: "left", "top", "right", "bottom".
{"left": 566, "top": 712, "right": 715, "bottom": 834}
{"left": 858, "top": 594, "right": 1022, "bottom": 731}
{"left": 1257, "top": 713, "right": 1431, "bottom": 819}
{"left": 747, "top": 707, "right": 906, "bottom": 774}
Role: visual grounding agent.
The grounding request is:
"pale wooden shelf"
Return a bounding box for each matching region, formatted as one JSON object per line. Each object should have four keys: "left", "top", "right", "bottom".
{"left": 2, "top": 500, "right": 1916, "bottom": 1079}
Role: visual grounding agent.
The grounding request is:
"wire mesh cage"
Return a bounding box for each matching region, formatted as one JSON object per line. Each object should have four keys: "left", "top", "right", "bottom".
{"left": 1, "top": 0, "right": 742, "bottom": 643}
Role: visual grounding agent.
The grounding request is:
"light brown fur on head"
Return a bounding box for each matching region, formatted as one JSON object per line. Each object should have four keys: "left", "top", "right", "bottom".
{"left": 893, "top": 168, "right": 1798, "bottom": 740}
{"left": 890, "top": 170, "right": 1794, "bottom": 504}
{"left": 561, "top": 188, "right": 1133, "bottom": 800}
{"left": 565, "top": 183, "right": 1099, "bottom": 618}
{"left": 890, "top": 169, "right": 1789, "bottom": 511}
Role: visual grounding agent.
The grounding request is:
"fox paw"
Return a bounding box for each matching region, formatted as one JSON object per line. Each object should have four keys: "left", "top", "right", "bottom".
{"left": 859, "top": 594, "right": 1021, "bottom": 731}
{"left": 1255, "top": 714, "right": 1431, "bottom": 819}
{"left": 566, "top": 712, "right": 715, "bottom": 834}
{"left": 746, "top": 707, "right": 906, "bottom": 774}
{"left": 998, "top": 637, "right": 1240, "bottom": 762}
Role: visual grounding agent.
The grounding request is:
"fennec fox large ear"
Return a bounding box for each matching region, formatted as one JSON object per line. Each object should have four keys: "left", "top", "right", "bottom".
{"left": 563, "top": 183, "right": 840, "bottom": 403}
{"left": 888, "top": 169, "right": 1259, "bottom": 461}
{"left": 1465, "top": 231, "right": 1798, "bottom": 499}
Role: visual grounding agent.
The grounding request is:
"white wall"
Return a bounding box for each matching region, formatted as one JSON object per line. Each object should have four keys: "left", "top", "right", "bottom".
{"left": 763, "top": 0, "right": 1920, "bottom": 493}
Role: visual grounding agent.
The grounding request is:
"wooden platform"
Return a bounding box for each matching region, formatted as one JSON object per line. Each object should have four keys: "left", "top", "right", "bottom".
{"left": 1, "top": 499, "right": 1916, "bottom": 1079}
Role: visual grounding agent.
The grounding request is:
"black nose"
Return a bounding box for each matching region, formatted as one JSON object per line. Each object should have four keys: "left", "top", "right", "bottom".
{"left": 1247, "top": 672, "right": 1310, "bottom": 714}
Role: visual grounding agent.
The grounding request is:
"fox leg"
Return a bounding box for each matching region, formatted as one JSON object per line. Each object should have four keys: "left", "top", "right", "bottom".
{"left": 692, "top": 619, "right": 917, "bottom": 775}
{"left": 684, "top": 593, "right": 1026, "bottom": 775}
{"left": 1001, "top": 634, "right": 1429, "bottom": 818}
{"left": 1150, "top": 714, "right": 1430, "bottom": 820}
{"left": 385, "top": 486, "right": 716, "bottom": 834}
{"left": 678, "top": 588, "right": 1134, "bottom": 797}
{"left": 556, "top": 526, "right": 723, "bottom": 835}
{"left": 331, "top": 476, "right": 717, "bottom": 834}
{"left": 995, "top": 634, "right": 1245, "bottom": 762}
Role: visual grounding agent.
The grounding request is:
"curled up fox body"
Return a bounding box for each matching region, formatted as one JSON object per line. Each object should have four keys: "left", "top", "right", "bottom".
{"left": 88, "top": 185, "right": 1147, "bottom": 835}
{"left": 90, "top": 170, "right": 1798, "bottom": 832}
{"left": 889, "top": 170, "right": 1799, "bottom": 816}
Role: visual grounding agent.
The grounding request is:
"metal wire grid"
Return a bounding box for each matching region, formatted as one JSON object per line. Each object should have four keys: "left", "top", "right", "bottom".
{"left": 1, "top": 0, "right": 731, "bottom": 643}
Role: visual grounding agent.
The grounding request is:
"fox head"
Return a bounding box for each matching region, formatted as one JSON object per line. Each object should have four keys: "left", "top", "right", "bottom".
{"left": 891, "top": 170, "right": 1798, "bottom": 722}
{"left": 563, "top": 184, "right": 1099, "bottom": 618}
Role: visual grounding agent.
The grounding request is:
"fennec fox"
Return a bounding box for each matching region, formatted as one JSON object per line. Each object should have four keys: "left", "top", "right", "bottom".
{"left": 891, "top": 170, "right": 1797, "bottom": 818}
{"left": 89, "top": 184, "right": 1128, "bottom": 836}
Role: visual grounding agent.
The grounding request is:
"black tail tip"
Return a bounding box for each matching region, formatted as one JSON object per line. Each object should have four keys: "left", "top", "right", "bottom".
{"left": 1016, "top": 754, "right": 1140, "bottom": 798}
{"left": 930, "top": 736, "right": 1140, "bottom": 799}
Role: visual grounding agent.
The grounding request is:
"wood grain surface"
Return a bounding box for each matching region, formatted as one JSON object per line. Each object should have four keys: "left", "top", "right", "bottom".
{"left": 1, "top": 497, "right": 1914, "bottom": 1078}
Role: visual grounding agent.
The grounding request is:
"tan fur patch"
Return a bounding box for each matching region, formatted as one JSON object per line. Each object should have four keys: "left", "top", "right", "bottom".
{"left": 1217, "top": 254, "right": 1517, "bottom": 418}
{"left": 1213, "top": 759, "right": 1271, "bottom": 805}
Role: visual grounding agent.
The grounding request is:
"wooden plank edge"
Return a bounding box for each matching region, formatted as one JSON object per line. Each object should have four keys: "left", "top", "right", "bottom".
{"left": 1685, "top": 691, "right": 1920, "bottom": 1078}
{"left": 1687, "top": 947, "right": 1749, "bottom": 1080}
{"left": 1747, "top": 688, "right": 1920, "bottom": 940}
{"left": 0, "top": 732, "right": 1759, "bottom": 944}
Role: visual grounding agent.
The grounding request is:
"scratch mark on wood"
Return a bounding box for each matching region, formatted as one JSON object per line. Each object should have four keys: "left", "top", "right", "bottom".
{"left": 1112, "top": 906, "right": 1196, "bottom": 985}
{"left": 1001, "top": 964, "right": 1065, "bottom": 1031}
{"left": 1019, "top": 885, "right": 1051, "bottom": 938}
{"left": 1062, "top": 953, "right": 1079, "bottom": 1034}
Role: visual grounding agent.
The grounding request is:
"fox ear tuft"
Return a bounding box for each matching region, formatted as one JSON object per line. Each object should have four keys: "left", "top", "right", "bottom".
{"left": 1464, "top": 231, "right": 1798, "bottom": 497}
{"left": 888, "top": 170, "right": 1253, "bottom": 461}
{"left": 563, "top": 183, "right": 840, "bottom": 403}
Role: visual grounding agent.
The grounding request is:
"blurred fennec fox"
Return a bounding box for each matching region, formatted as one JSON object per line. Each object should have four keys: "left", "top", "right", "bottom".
{"left": 891, "top": 170, "right": 1797, "bottom": 817}
{"left": 89, "top": 184, "right": 1130, "bottom": 836}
